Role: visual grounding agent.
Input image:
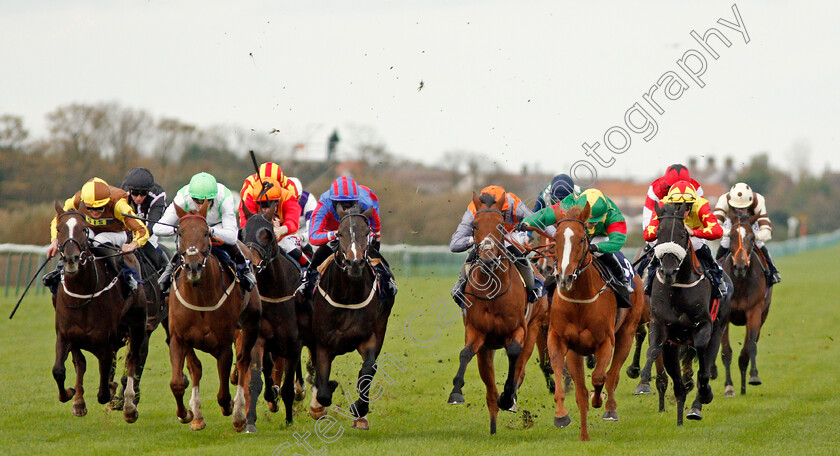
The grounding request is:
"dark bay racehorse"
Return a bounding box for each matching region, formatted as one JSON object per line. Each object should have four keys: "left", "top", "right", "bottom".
{"left": 642, "top": 202, "right": 731, "bottom": 425}
{"left": 240, "top": 204, "right": 302, "bottom": 431}
{"left": 546, "top": 204, "right": 643, "bottom": 441}
{"left": 167, "top": 202, "right": 261, "bottom": 431}
{"left": 720, "top": 209, "right": 772, "bottom": 396}
{"left": 447, "top": 192, "right": 528, "bottom": 435}
{"left": 51, "top": 205, "right": 146, "bottom": 423}
{"left": 307, "top": 205, "right": 395, "bottom": 431}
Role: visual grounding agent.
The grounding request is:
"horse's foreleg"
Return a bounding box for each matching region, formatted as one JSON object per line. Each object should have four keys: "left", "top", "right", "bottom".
{"left": 655, "top": 354, "right": 668, "bottom": 412}
{"left": 662, "top": 343, "right": 686, "bottom": 425}
{"left": 514, "top": 311, "right": 542, "bottom": 390}
{"left": 566, "top": 351, "right": 590, "bottom": 441}
{"left": 310, "top": 345, "right": 334, "bottom": 418}
{"left": 745, "top": 306, "right": 763, "bottom": 387}
{"left": 263, "top": 351, "right": 278, "bottom": 409}
{"left": 721, "top": 323, "right": 734, "bottom": 397}
{"left": 536, "top": 324, "right": 555, "bottom": 393}
{"left": 280, "top": 350, "right": 298, "bottom": 425}
{"left": 70, "top": 348, "right": 87, "bottom": 417}
{"left": 168, "top": 337, "right": 192, "bottom": 425}
{"left": 547, "top": 329, "right": 571, "bottom": 429}
{"left": 476, "top": 347, "right": 499, "bottom": 434}
{"left": 95, "top": 347, "right": 116, "bottom": 405}
{"left": 351, "top": 337, "right": 379, "bottom": 430}
{"left": 627, "top": 321, "right": 646, "bottom": 379}
{"left": 184, "top": 347, "right": 205, "bottom": 430}
{"left": 122, "top": 318, "right": 146, "bottom": 423}
{"left": 233, "top": 298, "right": 260, "bottom": 432}
{"left": 53, "top": 334, "right": 74, "bottom": 404}
{"left": 244, "top": 337, "right": 265, "bottom": 433}
{"left": 499, "top": 326, "right": 525, "bottom": 412}
{"left": 447, "top": 328, "right": 484, "bottom": 405}
{"left": 603, "top": 315, "right": 638, "bottom": 420}
{"left": 590, "top": 337, "right": 613, "bottom": 410}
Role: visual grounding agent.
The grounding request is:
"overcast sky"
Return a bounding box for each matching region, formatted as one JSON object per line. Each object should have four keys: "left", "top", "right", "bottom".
{"left": 2, "top": 0, "right": 838, "bottom": 183}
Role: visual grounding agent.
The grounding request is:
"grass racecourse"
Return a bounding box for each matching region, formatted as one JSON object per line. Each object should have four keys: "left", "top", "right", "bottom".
{"left": 1, "top": 244, "right": 839, "bottom": 456}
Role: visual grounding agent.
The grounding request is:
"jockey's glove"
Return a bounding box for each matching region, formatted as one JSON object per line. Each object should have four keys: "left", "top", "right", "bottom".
{"left": 589, "top": 243, "right": 599, "bottom": 253}
{"left": 513, "top": 222, "right": 528, "bottom": 232}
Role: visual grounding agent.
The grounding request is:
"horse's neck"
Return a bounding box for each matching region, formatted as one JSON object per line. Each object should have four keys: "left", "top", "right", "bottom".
{"left": 62, "top": 258, "right": 106, "bottom": 292}
{"left": 470, "top": 259, "right": 514, "bottom": 289}
{"left": 264, "top": 252, "right": 299, "bottom": 296}
{"left": 676, "top": 247, "right": 702, "bottom": 281}
{"left": 568, "top": 256, "right": 603, "bottom": 295}
{"left": 323, "top": 262, "right": 374, "bottom": 299}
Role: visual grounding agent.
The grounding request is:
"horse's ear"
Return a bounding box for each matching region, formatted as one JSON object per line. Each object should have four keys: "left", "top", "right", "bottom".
{"left": 175, "top": 204, "right": 187, "bottom": 219}
{"left": 553, "top": 205, "right": 564, "bottom": 223}
{"left": 198, "top": 200, "right": 210, "bottom": 218}
{"left": 579, "top": 201, "right": 591, "bottom": 222}
{"left": 494, "top": 192, "right": 506, "bottom": 210}
{"left": 55, "top": 200, "right": 64, "bottom": 214}
{"left": 676, "top": 202, "right": 690, "bottom": 218}
{"left": 363, "top": 206, "right": 374, "bottom": 220}
{"left": 242, "top": 200, "right": 254, "bottom": 221}
{"left": 472, "top": 192, "right": 482, "bottom": 209}
{"left": 654, "top": 201, "right": 663, "bottom": 217}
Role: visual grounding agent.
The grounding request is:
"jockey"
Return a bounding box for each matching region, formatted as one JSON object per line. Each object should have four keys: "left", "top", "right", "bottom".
{"left": 120, "top": 167, "right": 168, "bottom": 271}
{"left": 250, "top": 177, "right": 309, "bottom": 268}
{"left": 714, "top": 182, "right": 781, "bottom": 285}
{"left": 154, "top": 172, "right": 256, "bottom": 293}
{"left": 239, "top": 162, "right": 298, "bottom": 227}
{"left": 449, "top": 185, "right": 554, "bottom": 307}
{"left": 300, "top": 176, "right": 397, "bottom": 302}
{"left": 288, "top": 176, "right": 317, "bottom": 259}
{"left": 643, "top": 181, "right": 727, "bottom": 298}
{"left": 642, "top": 164, "right": 704, "bottom": 233}
{"left": 44, "top": 177, "right": 148, "bottom": 295}
{"left": 520, "top": 188, "right": 634, "bottom": 324}
{"left": 532, "top": 173, "right": 580, "bottom": 212}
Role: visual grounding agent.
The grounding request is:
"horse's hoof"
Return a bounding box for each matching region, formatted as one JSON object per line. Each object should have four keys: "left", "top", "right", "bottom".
{"left": 589, "top": 390, "right": 606, "bottom": 408}
{"left": 245, "top": 424, "right": 258, "bottom": 434}
{"left": 352, "top": 416, "right": 369, "bottom": 430}
{"left": 634, "top": 383, "right": 651, "bottom": 395}
{"left": 686, "top": 408, "right": 702, "bottom": 420}
{"left": 59, "top": 388, "right": 75, "bottom": 403}
{"left": 500, "top": 397, "right": 517, "bottom": 413}
{"left": 586, "top": 355, "right": 596, "bottom": 370}
{"left": 295, "top": 389, "right": 306, "bottom": 402}
{"left": 749, "top": 376, "right": 762, "bottom": 386}
{"left": 72, "top": 404, "right": 87, "bottom": 417}
{"left": 124, "top": 408, "right": 139, "bottom": 424}
{"left": 179, "top": 410, "right": 194, "bottom": 424}
{"left": 309, "top": 405, "right": 327, "bottom": 420}
{"left": 710, "top": 364, "right": 718, "bottom": 380}
{"left": 190, "top": 418, "right": 206, "bottom": 431}
{"left": 230, "top": 370, "right": 238, "bottom": 386}
{"left": 602, "top": 410, "right": 619, "bottom": 421}
{"left": 447, "top": 392, "right": 465, "bottom": 405}
{"left": 497, "top": 393, "right": 516, "bottom": 412}
{"left": 554, "top": 414, "right": 572, "bottom": 428}
{"left": 683, "top": 380, "right": 694, "bottom": 393}
{"left": 724, "top": 385, "right": 736, "bottom": 398}
{"left": 626, "top": 366, "right": 640, "bottom": 379}
{"left": 233, "top": 419, "right": 246, "bottom": 433}
{"left": 268, "top": 401, "right": 279, "bottom": 413}
{"left": 699, "top": 387, "right": 714, "bottom": 405}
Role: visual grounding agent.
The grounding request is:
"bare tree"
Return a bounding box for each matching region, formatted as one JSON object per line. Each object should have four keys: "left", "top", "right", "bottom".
{"left": 0, "top": 114, "right": 28, "bottom": 149}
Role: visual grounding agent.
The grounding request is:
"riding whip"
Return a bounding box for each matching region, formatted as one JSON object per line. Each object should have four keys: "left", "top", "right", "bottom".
{"left": 9, "top": 256, "right": 51, "bottom": 319}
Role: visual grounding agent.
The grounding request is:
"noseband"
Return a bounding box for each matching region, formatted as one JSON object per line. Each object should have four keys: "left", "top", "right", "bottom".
{"left": 553, "top": 218, "right": 592, "bottom": 282}
{"left": 176, "top": 214, "right": 212, "bottom": 270}
{"left": 334, "top": 212, "right": 371, "bottom": 272}
{"left": 471, "top": 208, "right": 508, "bottom": 272}
{"left": 57, "top": 212, "right": 93, "bottom": 265}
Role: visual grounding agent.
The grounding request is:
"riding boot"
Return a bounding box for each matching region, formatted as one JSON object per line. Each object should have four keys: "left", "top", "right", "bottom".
{"left": 121, "top": 254, "right": 141, "bottom": 298}
{"left": 299, "top": 267, "right": 320, "bottom": 302}
{"left": 450, "top": 267, "right": 468, "bottom": 309}
{"left": 715, "top": 246, "right": 730, "bottom": 262}
{"left": 230, "top": 245, "right": 256, "bottom": 292}
{"left": 373, "top": 262, "right": 398, "bottom": 300}
{"left": 513, "top": 257, "right": 540, "bottom": 303}
{"left": 43, "top": 260, "right": 64, "bottom": 295}
{"left": 644, "top": 256, "right": 659, "bottom": 296}
{"left": 599, "top": 253, "right": 632, "bottom": 308}
{"left": 157, "top": 255, "right": 178, "bottom": 297}
{"left": 759, "top": 245, "right": 781, "bottom": 285}
{"left": 288, "top": 247, "right": 310, "bottom": 268}
{"left": 696, "top": 245, "right": 727, "bottom": 299}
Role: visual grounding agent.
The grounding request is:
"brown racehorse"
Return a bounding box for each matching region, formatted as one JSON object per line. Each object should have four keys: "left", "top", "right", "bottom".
{"left": 447, "top": 191, "right": 528, "bottom": 435}
{"left": 307, "top": 205, "right": 395, "bottom": 431}
{"left": 720, "top": 209, "right": 772, "bottom": 396}
{"left": 239, "top": 203, "right": 302, "bottom": 432}
{"left": 527, "top": 231, "right": 559, "bottom": 394}
{"left": 51, "top": 205, "right": 147, "bottom": 423}
{"left": 167, "top": 202, "right": 261, "bottom": 432}
{"left": 546, "top": 203, "right": 643, "bottom": 441}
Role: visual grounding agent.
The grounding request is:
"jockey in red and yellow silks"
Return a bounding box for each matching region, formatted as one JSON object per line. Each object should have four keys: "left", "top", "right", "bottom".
{"left": 239, "top": 162, "right": 299, "bottom": 227}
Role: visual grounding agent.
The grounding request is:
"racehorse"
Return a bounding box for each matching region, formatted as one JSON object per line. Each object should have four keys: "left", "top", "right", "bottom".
{"left": 720, "top": 209, "right": 772, "bottom": 396}
{"left": 641, "top": 202, "right": 731, "bottom": 425}
{"left": 240, "top": 203, "right": 302, "bottom": 431}
{"left": 529, "top": 231, "right": 559, "bottom": 394}
{"left": 50, "top": 204, "right": 146, "bottom": 423}
{"left": 166, "top": 202, "right": 261, "bottom": 432}
{"left": 307, "top": 205, "right": 395, "bottom": 431}
{"left": 447, "top": 191, "right": 529, "bottom": 435}
{"left": 546, "top": 203, "right": 643, "bottom": 441}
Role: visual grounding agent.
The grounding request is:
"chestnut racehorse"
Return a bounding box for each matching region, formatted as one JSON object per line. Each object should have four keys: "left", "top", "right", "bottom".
{"left": 447, "top": 191, "right": 528, "bottom": 435}
{"left": 51, "top": 205, "right": 147, "bottom": 423}
{"left": 546, "top": 203, "right": 643, "bottom": 441}
{"left": 720, "top": 209, "right": 772, "bottom": 396}
{"left": 167, "top": 202, "right": 261, "bottom": 432}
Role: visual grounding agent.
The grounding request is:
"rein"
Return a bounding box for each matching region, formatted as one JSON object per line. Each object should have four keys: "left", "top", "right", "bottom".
{"left": 552, "top": 217, "right": 604, "bottom": 303}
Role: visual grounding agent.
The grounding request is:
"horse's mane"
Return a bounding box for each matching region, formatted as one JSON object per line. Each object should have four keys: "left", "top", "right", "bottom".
{"left": 478, "top": 192, "right": 498, "bottom": 208}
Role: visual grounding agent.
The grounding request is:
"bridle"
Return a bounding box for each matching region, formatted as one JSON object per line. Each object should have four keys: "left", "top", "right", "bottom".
{"left": 175, "top": 214, "right": 212, "bottom": 271}
{"left": 245, "top": 216, "right": 279, "bottom": 274}
{"left": 334, "top": 212, "right": 371, "bottom": 272}
{"left": 56, "top": 212, "right": 94, "bottom": 265}
{"left": 471, "top": 208, "right": 508, "bottom": 273}
{"left": 729, "top": 216, "right": 755, "bottom": 268}
{"left": 552, "top": 218, "right": 593, "bottom": 283}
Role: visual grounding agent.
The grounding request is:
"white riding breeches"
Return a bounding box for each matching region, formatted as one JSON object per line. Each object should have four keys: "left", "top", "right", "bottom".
{"left": 93, "top": 231, "right": 128, "bottom": 247}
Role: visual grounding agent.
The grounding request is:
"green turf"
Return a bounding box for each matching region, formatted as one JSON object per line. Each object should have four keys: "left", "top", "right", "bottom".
{"left": 1, "top": 245, "right": 839, "bottom": 455}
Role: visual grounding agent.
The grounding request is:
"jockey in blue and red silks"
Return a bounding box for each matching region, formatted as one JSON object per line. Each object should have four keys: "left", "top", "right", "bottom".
{"left": 299, "top": 176, "right": 397, "bottom": 302}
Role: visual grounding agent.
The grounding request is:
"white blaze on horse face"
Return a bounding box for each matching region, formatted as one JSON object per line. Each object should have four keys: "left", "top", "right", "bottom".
{"left": 65, "top": 217, "right": 78, "bottom": 241}
{"left": 737, "top": 226, "right": 746, "bottom": 239}
{"left": 560, "top": 227, "right": 574, "bottom": 278}
{"left": 349, "top": 223, "right": 359, "bottom": 259}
